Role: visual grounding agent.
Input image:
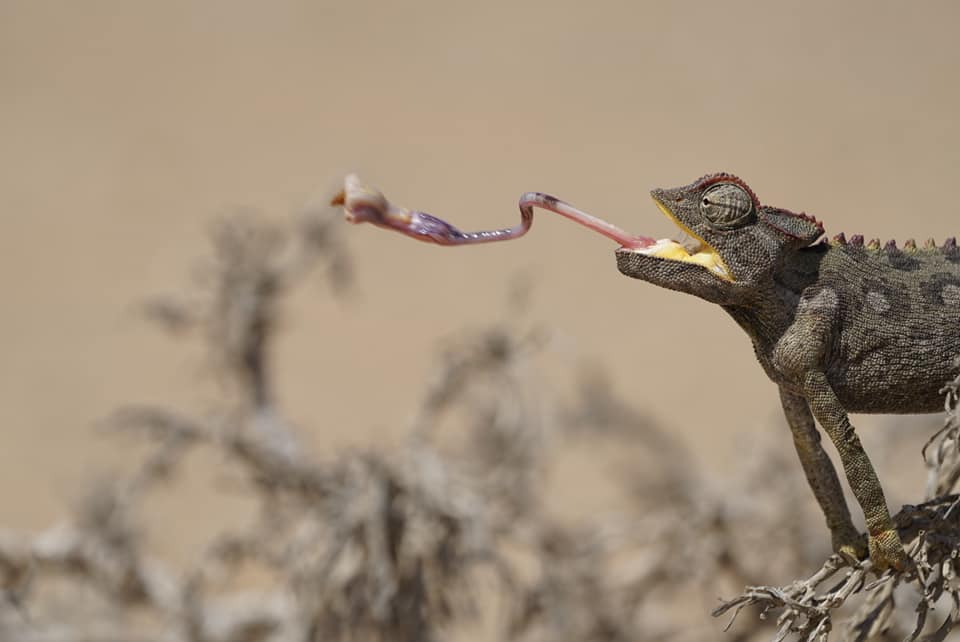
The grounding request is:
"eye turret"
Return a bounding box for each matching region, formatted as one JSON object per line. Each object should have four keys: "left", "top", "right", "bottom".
{"left": 699, "top": 183, "right": 756, "bottom": 230}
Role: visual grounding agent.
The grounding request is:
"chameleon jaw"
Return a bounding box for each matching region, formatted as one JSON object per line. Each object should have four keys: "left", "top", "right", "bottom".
{"left": 618, "top": 199, "right": 734, "bottom": 282}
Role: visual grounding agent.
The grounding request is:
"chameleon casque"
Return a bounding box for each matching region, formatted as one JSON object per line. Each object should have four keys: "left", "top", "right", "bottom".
{"left": 333, "top": 172, "right": 960, "bottom": 572}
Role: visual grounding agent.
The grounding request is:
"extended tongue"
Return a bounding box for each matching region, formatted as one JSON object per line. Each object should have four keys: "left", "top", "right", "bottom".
{"left": 332, "top": 174, "right": 655, "bottom": 249}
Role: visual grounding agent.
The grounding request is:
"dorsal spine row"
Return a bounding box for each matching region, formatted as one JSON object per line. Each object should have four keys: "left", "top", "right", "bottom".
{"left": 827, "top": 233, "right": 958, "bottom": 254}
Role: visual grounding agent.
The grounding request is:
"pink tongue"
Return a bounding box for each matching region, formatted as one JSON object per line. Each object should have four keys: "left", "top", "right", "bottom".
{"left": 610, "top": 232, "right": 656, "bottom": 249}
{"left": 531, "top": 193, "right": 655, "bottom": 249}
{"left": 573, "top": 212, "right": 654, "bottom": 249}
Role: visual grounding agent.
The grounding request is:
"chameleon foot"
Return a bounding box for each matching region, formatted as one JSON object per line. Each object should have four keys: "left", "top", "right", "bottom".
{"left": 867, "top": 528, "right": 908, "bottom": 572}
{"left": 835, "top": 532, "right": 867, "bottom": 563}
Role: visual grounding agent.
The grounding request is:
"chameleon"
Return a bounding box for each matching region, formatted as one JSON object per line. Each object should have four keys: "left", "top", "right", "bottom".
{"left": 332, "top": 172, "right": 960, "bottom": 572}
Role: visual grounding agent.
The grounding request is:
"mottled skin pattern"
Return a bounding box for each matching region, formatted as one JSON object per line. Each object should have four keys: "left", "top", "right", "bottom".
{"left": 617, "top": 173, "right": 960, "bottom": 571}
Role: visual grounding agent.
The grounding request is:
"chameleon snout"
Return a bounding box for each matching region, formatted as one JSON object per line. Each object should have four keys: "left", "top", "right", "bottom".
{"left": 650, "top": 186, "right": 685, "bottom": 206}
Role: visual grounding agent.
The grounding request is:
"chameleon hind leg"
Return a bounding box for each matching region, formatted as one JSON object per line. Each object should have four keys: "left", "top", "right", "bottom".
{"left": 779, "top": 387, "right": 865, "bottom": 560}
{"left": 774, "top": 286, "right": 906, "bottom": 571}
{"left": 802, "top": 372, "right": 908, "bottom": 571}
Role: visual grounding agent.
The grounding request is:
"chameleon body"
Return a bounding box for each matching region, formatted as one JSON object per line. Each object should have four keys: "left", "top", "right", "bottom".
{"left": 334, "top": 172, "right": 960, "bottom": 571}
{"left": 618, "top": 173, "right": 960, "bottom": 571}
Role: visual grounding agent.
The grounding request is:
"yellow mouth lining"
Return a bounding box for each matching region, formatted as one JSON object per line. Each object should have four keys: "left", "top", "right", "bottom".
{"left": 629, "top": 199, "right": 734, "bottom": 282}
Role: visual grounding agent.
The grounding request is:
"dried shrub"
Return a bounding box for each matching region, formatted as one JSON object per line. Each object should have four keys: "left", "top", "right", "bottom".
{"left": 1, "top": 200, "right": 959, "bottom": 642}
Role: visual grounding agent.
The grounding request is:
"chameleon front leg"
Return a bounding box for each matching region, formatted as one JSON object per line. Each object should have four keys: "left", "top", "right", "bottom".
{"left": 776, "top": 287, "right": 906, "bottom": 571}
{"left": 802, "top": 371, "right": 907, "bottom": 571}
{"left": 779, "top": 387, "right": 865, "bottom": 560}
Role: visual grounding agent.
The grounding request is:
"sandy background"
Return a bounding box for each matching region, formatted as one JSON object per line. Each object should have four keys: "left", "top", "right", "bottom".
{"left": 2, "top": 0, "right": 960, "bottom": 564}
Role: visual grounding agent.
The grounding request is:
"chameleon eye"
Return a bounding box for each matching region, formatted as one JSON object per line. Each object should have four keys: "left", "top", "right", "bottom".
{"left": 699, "top": 183, "right": 756, "bottom": 230}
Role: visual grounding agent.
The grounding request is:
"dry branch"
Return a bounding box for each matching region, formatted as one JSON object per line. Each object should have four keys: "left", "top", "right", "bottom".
{"left": 716, "top": 365, "right": 960, "bottom": 641}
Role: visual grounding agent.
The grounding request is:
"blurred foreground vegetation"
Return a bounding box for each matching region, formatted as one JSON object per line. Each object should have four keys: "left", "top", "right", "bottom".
{"left": 1, "top": 202, "right": 959, "bottom": 642}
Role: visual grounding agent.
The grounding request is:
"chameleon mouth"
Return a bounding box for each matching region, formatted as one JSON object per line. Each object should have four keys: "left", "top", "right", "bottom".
{"left": 618, "top": 198, "right": 734, "bottom": 282}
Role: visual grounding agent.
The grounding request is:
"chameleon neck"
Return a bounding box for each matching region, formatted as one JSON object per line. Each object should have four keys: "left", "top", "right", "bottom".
{"left": 722, "top": 245, "right": 827, "bottom": 369}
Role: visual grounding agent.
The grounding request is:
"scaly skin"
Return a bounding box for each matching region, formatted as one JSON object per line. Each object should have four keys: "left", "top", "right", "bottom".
{"left": 334, "top": 172, "right": 960, "bottom": 571}
{"left": 617, "top": 173, "right": 960, "bottom": 571}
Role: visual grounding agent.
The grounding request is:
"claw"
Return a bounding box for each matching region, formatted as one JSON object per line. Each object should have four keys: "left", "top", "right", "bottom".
{"left": 868, "top": 528, "right": 909, "bottom": 573}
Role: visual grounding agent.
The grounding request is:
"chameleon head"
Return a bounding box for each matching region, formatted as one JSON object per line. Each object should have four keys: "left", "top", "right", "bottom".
{"left": 616, "top": 173, "right": 824, "bottom": 303}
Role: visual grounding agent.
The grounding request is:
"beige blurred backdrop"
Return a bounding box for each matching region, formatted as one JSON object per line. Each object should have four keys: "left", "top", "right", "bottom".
{"left": 2, "top": 0, "right": 959, "bottom": 562}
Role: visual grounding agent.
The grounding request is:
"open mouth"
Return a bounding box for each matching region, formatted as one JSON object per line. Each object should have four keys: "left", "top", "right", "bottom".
{"left": 619, "top": 198, "right": 733, "bottom": 281}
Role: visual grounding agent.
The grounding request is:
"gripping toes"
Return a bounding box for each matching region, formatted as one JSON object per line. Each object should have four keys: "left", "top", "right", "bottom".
{"left": 835, "top": 528, "right": 907, "bottom": 573}
{"left": 868, "top": 528, "right": 908, "bottom": 572}
{"left": 834, "top": 531, "right": 867, "bottom": 563}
